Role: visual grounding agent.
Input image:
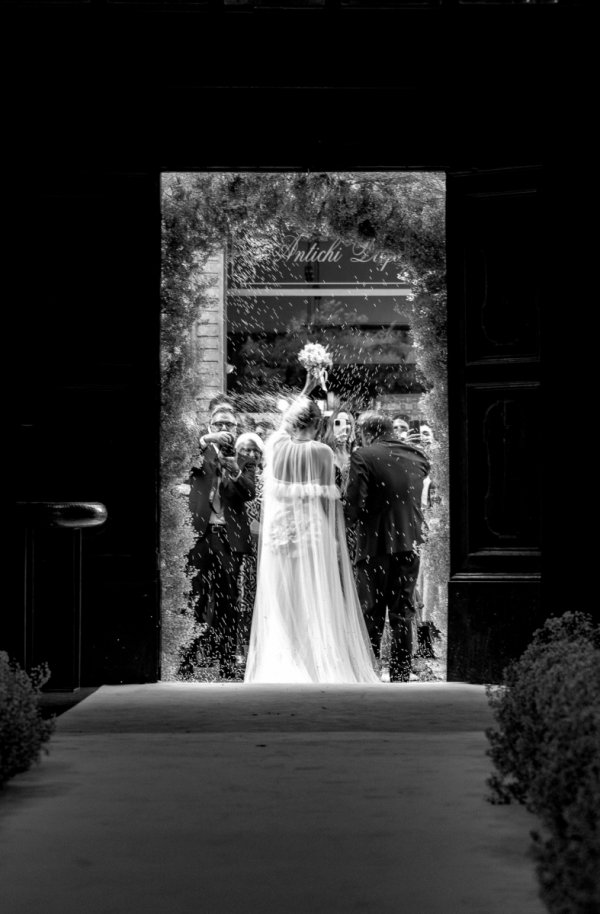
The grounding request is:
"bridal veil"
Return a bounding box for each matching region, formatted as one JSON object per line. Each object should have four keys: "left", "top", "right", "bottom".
{"left": 245, "top": 398, "right": 379, "bottom": 684}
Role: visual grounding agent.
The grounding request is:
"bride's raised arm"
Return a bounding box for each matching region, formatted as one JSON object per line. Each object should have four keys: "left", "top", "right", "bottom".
{"left": 274, "top": 371, "right": 322, "bottom": 438}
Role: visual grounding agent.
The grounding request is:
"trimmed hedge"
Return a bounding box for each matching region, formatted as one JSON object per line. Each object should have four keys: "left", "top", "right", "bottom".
{"left": 486, "top": 612, "right": 600, "bottom": 914}
{"left": 0, "top": 652, "right": 54, "bottom": 788}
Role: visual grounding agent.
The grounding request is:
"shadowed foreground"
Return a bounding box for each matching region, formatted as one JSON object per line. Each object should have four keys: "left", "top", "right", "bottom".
{"left": 1, "top": 683, "right": 544, "bottom": 914}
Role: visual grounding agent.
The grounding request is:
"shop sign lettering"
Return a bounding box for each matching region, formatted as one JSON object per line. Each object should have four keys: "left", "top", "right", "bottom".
{"left": 271, "top": 234, "right": 403, "bottom": 273}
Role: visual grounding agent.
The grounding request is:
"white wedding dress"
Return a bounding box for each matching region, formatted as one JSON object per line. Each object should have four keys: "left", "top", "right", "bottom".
{"left": 244, "top": 403, "right": 380, "bottom": 684}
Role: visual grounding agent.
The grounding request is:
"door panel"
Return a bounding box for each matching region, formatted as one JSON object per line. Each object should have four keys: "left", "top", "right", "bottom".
{"left": 447, "top": 168, "right": 543, "bottom": 682}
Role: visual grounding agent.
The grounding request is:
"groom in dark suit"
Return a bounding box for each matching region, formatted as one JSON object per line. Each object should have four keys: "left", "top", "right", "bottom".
{"left": 187, "top": 404, "right": 256, "bottom": 678}
{"left": 345, "top": 411, "right": 430, "bottom": 682}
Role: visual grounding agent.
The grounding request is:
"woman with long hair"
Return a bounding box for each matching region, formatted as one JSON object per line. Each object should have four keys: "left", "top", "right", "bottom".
{"left": 319, "top": 403, "right": 357, "bottom": 493}
{"left": 320, "top": 403, "right": 359, "bottom": 564}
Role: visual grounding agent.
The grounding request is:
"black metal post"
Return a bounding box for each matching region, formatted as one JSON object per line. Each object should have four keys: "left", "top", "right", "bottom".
{"left": 15, "top": 503, "right": 107, "bottom": 692}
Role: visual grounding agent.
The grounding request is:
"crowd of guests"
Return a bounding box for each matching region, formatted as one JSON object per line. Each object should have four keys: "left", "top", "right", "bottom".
{"left": 178, "top": 393, "right": 438, "bottom": 681}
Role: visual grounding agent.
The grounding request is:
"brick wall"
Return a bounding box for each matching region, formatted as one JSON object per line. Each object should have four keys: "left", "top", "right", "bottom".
{"left": 192, "top": 250, "right": 227, "bottom": 427}
{"left": 378, "top": 392, "right": 426, "bottom": 420}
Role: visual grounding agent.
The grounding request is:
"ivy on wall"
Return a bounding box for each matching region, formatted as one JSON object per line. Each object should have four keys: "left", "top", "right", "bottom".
{"left": 161, "top": 172, "right": 447, "bottom": 678}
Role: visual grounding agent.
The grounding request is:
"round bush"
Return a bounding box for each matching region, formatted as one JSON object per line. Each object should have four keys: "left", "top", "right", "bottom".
{"left": 486, "top": 612, "right": 600, "bottom": 914}
{"left": 0, "top": 652, "right": 55, "bottom": 788}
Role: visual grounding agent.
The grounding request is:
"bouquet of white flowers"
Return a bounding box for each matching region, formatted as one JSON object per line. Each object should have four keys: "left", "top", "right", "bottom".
{"left": 298, "top": 342, "right": 333, "bottom": 392}
{"left": 298, "top": 342, "right": 333, "bottom": 371}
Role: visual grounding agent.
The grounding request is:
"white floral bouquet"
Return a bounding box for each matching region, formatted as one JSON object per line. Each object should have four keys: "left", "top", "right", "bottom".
{"left": 298, "top": 342, "right": 333, "bottom": 391}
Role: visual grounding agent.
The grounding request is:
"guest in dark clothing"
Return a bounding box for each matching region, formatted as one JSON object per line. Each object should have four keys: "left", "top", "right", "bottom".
{"left": 234, "top": 432, "right": 265, "bottom": 660}
{"left": 345, "top": 410, "right": 430, "bottom": 682}
{"left": 187, "top": 405, "right": 256, "bottom": 679}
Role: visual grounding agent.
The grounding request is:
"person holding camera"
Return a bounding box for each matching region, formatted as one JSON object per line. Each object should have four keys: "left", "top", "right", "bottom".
{"left": 321, "top": 405, "right": 357, "bottom": 491}
{"left": 320, "top": 405, "right": 359, "bottom": 563}
{"left": 187, "top": 405, "right": 256, "bottom": 679}
{"left": 392, "top": 414, "right": 410, "bottom": 440}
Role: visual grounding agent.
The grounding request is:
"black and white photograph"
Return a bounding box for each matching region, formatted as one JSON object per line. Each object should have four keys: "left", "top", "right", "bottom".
{"left": 6, "top": 2, "right": 597, "bottom": 914}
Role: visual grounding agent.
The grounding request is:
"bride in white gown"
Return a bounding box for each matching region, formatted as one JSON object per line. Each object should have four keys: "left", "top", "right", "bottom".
{"left": 244, "top": 381, "right": 380, "bottom": 684}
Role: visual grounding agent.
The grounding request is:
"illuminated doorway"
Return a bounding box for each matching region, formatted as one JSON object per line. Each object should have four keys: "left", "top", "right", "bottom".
{"left": 160, "top": 172, "right": 447, "bottom": 681}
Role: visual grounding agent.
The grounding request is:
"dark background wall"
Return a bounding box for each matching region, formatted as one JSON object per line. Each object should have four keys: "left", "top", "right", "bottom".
{"left": 7, "top": 2, "right": 592, "bottom": 686}
{"left": 12, "top": 172, "right": 161, "bottom": 683}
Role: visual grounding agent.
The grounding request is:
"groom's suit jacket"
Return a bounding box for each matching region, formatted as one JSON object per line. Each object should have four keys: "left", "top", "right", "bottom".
{"left": 188, "top": 444, "right": 255, "bottom": 553}
{"left": 345, "top": 437, "right": 430, "bottom": 564}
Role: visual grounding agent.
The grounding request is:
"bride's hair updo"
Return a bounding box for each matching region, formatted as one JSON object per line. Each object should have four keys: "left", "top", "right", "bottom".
{"left": 288, "top": 396, "right": 322, "bottom": 431}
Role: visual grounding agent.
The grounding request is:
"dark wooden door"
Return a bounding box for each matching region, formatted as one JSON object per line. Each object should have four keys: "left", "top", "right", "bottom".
{"left": 446, "top": 167, "right": 544, "bottom": 682}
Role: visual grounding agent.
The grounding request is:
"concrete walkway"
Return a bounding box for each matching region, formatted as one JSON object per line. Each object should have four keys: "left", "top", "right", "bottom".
{"left": 1, "top": 683, "right": 545, "bottom": 914}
